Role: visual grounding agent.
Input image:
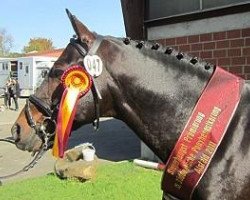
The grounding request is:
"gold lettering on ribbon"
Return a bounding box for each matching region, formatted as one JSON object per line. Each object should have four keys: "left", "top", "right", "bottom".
{"left": 167, "top": 157, "right": 179, "bottom": 175}
{"left": 205, "top": 141, "right": 217, "bottom": 156}
{"left": 170, "top": 112, "right": 205, "bottom": 189}
{"left": 192, "top": 107, "right": 221, "bottom": 154}
{"left": 170, "top": 106, "right": 221, "bottom": 190}
{"left": 193, "top": 107, "right": 221, "bottom": 175}
{"left": 184, "top": 112, "right": 205, "bottom": 143}
{"left": 175, "top": 168, "right": 189, "bottom": 189}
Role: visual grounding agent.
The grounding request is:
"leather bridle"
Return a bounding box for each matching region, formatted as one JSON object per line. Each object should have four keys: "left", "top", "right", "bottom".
{"left": 0, "top": 36, "right": 103, "bottom": 180}
{"left": 25, "top": 95, "right": 56, "bottom": 150}
{"left": 25, "top": 36, "right": 103, "bottom": 150}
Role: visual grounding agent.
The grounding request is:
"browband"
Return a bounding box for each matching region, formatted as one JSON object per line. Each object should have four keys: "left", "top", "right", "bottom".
{"left": 29, "top": 95, "right": 52, "bottom": 117}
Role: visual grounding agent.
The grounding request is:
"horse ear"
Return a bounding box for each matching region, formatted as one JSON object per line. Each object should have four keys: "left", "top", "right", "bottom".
{"left": 66, "top": 9, "right": 96, "bottom": 46}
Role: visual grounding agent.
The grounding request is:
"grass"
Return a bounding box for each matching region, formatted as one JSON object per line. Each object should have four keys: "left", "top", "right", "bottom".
{"left": 0, "top": 161, "right": 163, "bottom": 200}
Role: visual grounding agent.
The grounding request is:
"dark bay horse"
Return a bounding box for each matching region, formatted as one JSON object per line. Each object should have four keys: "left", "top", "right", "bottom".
{"left": 11, "top": 10, "right": 250, "bottom": 199}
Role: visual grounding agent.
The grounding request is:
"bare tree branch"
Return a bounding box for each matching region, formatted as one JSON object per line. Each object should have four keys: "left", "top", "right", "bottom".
{"left": 0, "top": 28, "right": 13, "bottom": 57}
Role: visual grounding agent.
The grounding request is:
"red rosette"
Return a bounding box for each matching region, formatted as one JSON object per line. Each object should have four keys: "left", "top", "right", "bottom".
{"left": 61, "top": 65, "right": 92, "bottom": 97}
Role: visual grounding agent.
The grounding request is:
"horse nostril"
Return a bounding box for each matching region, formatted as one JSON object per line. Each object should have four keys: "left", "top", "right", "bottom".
{"left": 11, "top": 123, "right": 21, "bottom": 142}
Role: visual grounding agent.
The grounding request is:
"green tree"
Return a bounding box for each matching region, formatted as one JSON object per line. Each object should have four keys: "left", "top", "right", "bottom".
{"left": 0, "top": 28, "right": 13, "bottom": 57}
{"left": 8, "top": 52, "right": 25, "bottom": 58}
{"left": 23, "top": 37, "right": 54, "bottom": 53}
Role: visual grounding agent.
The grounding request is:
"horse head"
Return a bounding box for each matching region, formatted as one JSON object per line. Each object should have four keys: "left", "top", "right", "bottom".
{"left": 11, "top": 9, "right": 116, "bottom": 153}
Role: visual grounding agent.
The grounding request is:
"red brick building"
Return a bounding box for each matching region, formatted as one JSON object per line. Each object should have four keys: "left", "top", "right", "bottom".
{"left": 121, "top": 0, "right": 250, "bottom": 79}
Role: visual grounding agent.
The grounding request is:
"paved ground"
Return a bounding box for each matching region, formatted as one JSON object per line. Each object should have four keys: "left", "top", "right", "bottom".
{"left": 0, "top": 98, "right": 140, "bottom": 184}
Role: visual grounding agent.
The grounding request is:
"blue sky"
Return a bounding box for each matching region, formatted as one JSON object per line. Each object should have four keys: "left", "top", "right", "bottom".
{"left": 0, "top": 0, "right": 125, "bottom": 52}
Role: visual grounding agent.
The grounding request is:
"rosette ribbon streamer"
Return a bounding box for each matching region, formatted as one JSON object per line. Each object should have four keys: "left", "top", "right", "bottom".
{"left": 52, "top": 65, "right": 92, "bottom": 158}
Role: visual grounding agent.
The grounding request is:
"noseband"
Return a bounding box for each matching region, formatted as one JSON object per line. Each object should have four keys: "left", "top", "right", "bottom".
{"left": 25, "top": 95, "right": 56, "bottom": 150}
{"left": 24, "top": 36, "right": 103, "bottom": 152}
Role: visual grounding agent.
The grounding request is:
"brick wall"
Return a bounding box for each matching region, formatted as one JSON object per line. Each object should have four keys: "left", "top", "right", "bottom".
{"left": 156, "top": 28, "right": 250, "bottom": 79}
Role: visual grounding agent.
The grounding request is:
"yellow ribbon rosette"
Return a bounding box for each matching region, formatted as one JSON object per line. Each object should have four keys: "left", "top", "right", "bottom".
{"left": 52, "top": 65, "right": 92, "bottom": 158}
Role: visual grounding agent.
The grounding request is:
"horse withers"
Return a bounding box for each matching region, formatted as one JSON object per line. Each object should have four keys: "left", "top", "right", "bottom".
{"left": 11, "top": 10, "right": 250, "bottom": 200}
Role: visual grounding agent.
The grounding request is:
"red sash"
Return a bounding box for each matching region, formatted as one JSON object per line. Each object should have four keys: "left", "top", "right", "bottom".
{"left": 161, "top": 67, "right": 244, "bottom": 199}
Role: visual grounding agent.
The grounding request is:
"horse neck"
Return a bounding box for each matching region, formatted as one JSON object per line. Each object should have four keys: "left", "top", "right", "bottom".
{"left": 105, "top": 39, "right": 214, "bottom": 161}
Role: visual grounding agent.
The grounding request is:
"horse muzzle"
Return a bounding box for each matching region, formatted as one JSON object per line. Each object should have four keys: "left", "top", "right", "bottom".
{"left": 11, "top": 123, "right": 43, "bottom": 152}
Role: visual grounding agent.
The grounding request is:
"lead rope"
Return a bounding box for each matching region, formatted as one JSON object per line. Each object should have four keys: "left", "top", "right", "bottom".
{"left": 0, "top": 138, "right": 46, "bottom": 181}
{"left": 0, "top": 96, "right": 54, "bottom": 182}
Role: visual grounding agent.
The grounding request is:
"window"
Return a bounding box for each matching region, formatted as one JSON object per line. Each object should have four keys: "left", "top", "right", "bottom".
{"left": 203, "top": 0, "right": 249, "bottom": 10}
{"left": 41, "top": 69, "right": 48, "bottom": 78}
{"left": 19, "top": 62, "right": 23, "bottom": 70}
{"left": 25, "top": 65, "right": 29, "bottom": 74}
{"left": 147, "top": 0, "right": 200, "bottom": 20}
{"left": 146, "top": 0, "right": 250, "bottom": 20}
{"left": 2, "top": 63, "right": 9, "bottom": 70}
